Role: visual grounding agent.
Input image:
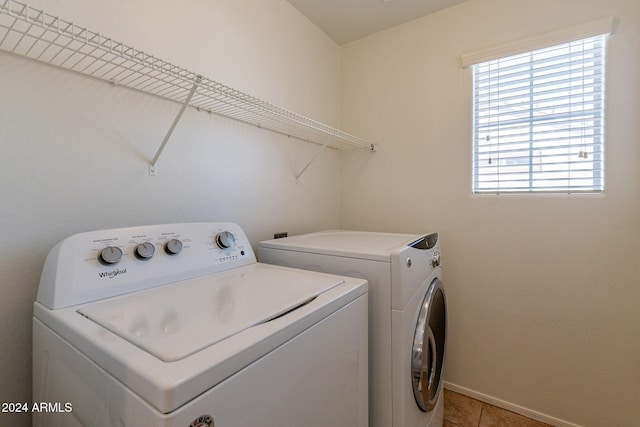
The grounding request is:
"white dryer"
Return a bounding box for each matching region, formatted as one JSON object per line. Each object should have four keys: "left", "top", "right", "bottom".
{"left": 259, "top": 230, "right": 446, "bottom": 427}
{"left": 33, "top": 222, "right": 368, "bottom": 427}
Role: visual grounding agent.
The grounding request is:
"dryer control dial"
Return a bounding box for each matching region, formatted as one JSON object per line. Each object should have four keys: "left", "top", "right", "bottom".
{"left": 216, "top": 231, "right": 236, "bottom": 249}
{"left": 431, "top": 254, "right": 441, "bottom": 268}
{"left": 99, "top": 246, "right": 123, "bottom": 265}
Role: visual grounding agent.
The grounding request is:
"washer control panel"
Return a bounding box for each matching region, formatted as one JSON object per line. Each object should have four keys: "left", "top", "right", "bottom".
{"left": 89, "top": 229, "right": 245, "bottom": 266}
{"left": 37, "top": 222, "right": 256, "bottom": 309}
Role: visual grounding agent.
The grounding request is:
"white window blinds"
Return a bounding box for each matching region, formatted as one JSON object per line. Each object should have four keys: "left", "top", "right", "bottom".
{"left": 471, "top": 34, "right": 607, "bottom": 193}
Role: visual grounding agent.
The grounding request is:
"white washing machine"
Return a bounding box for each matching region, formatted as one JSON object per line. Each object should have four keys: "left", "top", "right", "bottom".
{"left": 33, "top": 222, "right": 368, "bottom": 427}
{"left": 259, "top": 230, "right": 446, "bottom": 427}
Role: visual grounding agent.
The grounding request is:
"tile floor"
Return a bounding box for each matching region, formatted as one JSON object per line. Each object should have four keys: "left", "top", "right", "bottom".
{"left": 443, "top": 389, "right": 553, "bottom": 427}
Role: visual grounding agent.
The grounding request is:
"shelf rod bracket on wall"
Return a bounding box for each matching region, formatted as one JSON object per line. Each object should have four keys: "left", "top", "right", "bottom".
{"left": 295, "top": 142, "right": 377, "bottom": 182}
{"left": 149, "top": 75, "right": 203, "bottom": 175}
{"left": 295, "top": 142, "right": 330, "bottom": 182}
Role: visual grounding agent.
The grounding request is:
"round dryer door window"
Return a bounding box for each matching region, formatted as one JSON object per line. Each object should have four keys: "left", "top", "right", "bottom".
{"left": 411, "top": 278, "right": 446, "bottom": 412}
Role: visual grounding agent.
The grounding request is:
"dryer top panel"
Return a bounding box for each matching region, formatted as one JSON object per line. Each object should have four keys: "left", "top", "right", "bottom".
{"left": 259, "top": 230, "right": 433, "bottom": 262}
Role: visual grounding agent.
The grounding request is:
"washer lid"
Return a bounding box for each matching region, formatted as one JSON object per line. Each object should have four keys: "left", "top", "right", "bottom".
{"left": 260, "top": 230, "right": 421, "bottom": 261}
{"left": 78, "top": 265, "right": 344, "bottom": 362}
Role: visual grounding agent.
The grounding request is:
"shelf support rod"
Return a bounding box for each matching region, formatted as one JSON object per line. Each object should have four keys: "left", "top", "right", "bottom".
{"left": 295, "top": 141, "right": 329, "bottom": 182}
{"left": 149, "top": 75, "right": 202, "bottom": 175}
{"left": 295, "top": 141, "right": 376, "bottom": 182}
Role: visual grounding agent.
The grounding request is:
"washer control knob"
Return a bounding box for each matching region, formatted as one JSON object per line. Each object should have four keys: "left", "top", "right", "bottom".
{"left": 165, "top": 238, "right": 183, "bottom": 255}
{"left": 135, "top": 242, "right": 155, "bottom": 260}
{"left": 216, "top": 231, "right": 236, "bottom": 249}
{"left": 99, "top": 246, "right": 123, "bottom": 265}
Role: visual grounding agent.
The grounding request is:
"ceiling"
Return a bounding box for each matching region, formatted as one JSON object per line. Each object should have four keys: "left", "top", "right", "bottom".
{"left": 286, "top": 0, "right": 469, "bottom": 45}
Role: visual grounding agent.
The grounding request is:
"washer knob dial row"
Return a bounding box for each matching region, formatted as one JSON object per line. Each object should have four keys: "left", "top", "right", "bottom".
{"left": 99, "top": 246, "right": 123, "bottom": 265}
{"left": 99, "top": 239, "right": 185, "bottom": 265}
{"left": 216, "top": 231, "right": 236, "bottom": 249}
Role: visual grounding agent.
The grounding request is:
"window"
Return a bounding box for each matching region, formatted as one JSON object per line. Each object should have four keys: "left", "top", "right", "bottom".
{"left": 471, "top": 35, "right": 607, "bottom": 193}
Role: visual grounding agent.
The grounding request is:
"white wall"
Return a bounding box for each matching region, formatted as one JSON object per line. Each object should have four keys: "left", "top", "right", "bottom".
{"left": 340, "top": 0, "right": 640, "bottom": 426}
{"left": 0, "top": 1, "right": 341, "bottom": 425}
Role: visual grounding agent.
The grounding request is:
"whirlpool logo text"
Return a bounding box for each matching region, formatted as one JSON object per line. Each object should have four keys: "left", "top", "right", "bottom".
{"left": 98, "top": 268, "right": 127, "bottom": 279}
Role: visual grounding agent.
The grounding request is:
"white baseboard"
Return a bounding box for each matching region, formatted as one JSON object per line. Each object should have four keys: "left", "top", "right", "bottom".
{"left": 443, "top": 382, "right": 582, "bottom": 427}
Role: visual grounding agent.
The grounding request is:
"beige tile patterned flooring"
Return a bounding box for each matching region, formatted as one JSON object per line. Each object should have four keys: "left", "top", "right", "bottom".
{"left": 444, "top": 389, "right": 553, "bottom": 427}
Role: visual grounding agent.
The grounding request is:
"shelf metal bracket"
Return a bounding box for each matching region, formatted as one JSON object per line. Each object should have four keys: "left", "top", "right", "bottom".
{"left": 295, "top": 142, "right": 329, "bottom": 182}
{"left": 149, "top": 75, "right": 202, "bottom": 175}
{"left": 295, "top": 141, "right": 377, "bottom": 182}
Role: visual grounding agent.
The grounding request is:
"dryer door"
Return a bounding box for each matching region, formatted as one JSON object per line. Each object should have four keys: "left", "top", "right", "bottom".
{"left": 411, "top": 278, "right": 446, "bottom": 412}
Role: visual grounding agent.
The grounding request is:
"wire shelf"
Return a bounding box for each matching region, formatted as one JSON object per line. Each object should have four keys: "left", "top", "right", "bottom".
{"left": 0, "top": 0, "right": 376, "bottom": 174}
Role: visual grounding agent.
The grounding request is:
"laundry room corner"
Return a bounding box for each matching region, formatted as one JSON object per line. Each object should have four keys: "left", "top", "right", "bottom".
{"left": 0, "top": 1, "right": 345, "bottom": 425}
{"left": 339, "top": 0, "right": 640, "bottom": 426}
